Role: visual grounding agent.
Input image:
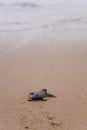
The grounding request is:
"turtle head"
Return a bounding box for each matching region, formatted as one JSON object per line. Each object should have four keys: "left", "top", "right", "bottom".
{"left": 41, "top": 89, "right": 47, "bottom": 93}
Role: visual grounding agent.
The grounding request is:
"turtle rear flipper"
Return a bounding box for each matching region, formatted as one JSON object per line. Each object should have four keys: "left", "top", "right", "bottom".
{"left": 46, "top": 93, "right": 56, "bottom": 97}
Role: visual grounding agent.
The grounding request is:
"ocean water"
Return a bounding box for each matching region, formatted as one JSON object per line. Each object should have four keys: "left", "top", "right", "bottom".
{"left": 0, "top": 0, "right": 87, "bottom": 32}
{"left": 0, "top": 0, "right": 87, "bottom": 54}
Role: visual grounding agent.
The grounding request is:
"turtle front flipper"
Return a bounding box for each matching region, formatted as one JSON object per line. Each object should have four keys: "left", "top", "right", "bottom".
{"left": 28, "top": 93, "right": 34, "bottom": 101}
{"left": 29, "top": 92, "right": 35, "bottom": 95}
{"left": 27, "top": 95, "right": 33, "bottom": 101}
{"left": 27, "top": 99, "right": 33, "bottom": 101}
{"left": 46, "top": 93, "right": 56, "bottom": 97}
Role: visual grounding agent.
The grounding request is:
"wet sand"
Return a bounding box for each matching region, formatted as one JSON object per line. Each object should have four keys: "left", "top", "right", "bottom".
{"left": 0, "top": 31, "right": 87, "bottom": 130}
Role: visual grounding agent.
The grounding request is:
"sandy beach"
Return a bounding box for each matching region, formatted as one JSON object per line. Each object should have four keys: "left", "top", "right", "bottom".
{"left": 0, "top": 0, "right": 87, "bottom": 130}
{"left": 0, "top": 32, "right": 87, "bottom": 130}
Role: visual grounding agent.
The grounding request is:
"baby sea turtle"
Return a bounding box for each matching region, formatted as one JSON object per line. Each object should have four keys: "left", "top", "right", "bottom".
{"left": 28, "top": 89, "right": 56, "bottom": 101}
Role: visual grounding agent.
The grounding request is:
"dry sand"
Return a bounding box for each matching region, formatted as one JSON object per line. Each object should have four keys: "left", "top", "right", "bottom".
{"left": 0, "top": 32, "right": 87, "bottom": 130}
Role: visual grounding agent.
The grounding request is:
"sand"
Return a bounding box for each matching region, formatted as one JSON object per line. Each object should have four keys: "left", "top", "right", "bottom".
{"left": 0, "top": 30, "right": 87, "bottom": 130}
